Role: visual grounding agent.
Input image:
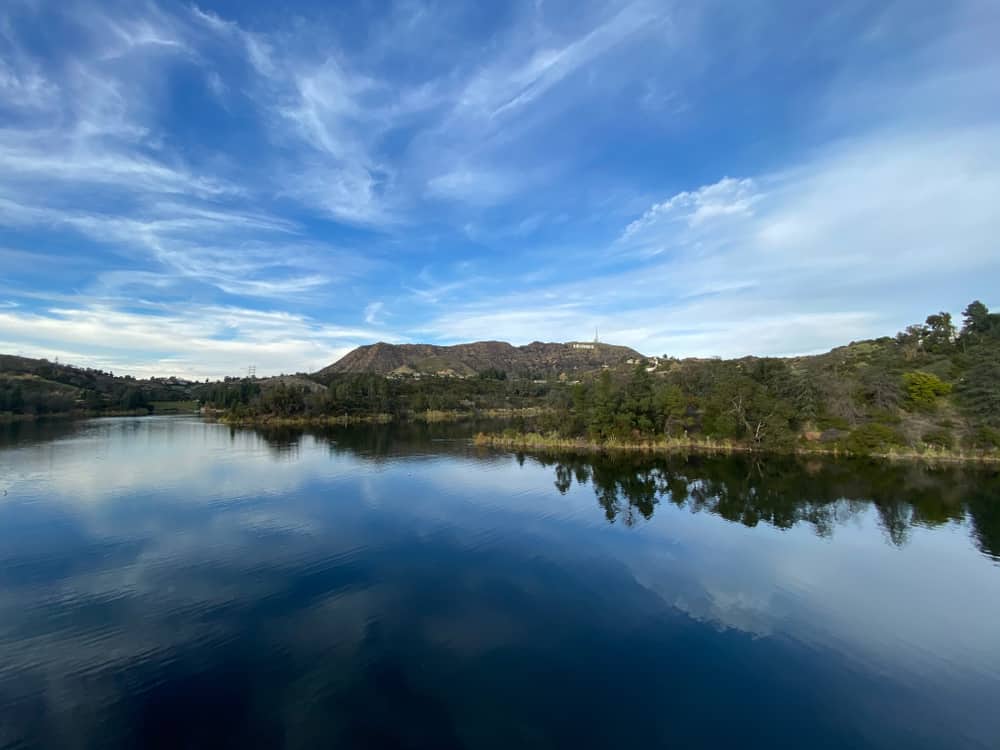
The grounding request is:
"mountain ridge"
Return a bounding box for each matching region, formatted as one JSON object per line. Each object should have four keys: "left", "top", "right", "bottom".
{"left": 317, "top": 340, "right": 647, "bottom": 378}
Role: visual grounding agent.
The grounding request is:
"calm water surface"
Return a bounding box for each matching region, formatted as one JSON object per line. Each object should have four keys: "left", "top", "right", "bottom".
{"left": 1, "top": 416, "right": 998, "bottom": 748}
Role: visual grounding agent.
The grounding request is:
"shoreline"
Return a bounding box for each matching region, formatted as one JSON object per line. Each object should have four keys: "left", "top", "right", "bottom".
{"left": 219, "top": 413, "right": 394, "bottom": 427}
{"left": 2, "top": 405, "right": 546, "bottom": 428}
{"left": 218, "top": 406, "right": 547, "bottom": 428}
{"left": 0, "top": 408, "right": 162, "bottom": 423}
{"left": 6, "top": 410, "right": 996, "bottom": 466}
{"left": 473, "top": 431, "right": 1000, "bottom": 466}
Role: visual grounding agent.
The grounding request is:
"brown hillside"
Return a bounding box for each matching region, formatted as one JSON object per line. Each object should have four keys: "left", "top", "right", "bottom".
{"left": 317, "top": 340, "right": 647, "bottom": 378}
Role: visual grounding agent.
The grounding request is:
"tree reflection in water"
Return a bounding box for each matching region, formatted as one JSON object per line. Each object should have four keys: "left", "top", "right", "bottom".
{"left": 533, "top": 452, "right": 999, "bottom": 558}
{"left": 236, "top": 420, "right": 1000, "bottom": 561}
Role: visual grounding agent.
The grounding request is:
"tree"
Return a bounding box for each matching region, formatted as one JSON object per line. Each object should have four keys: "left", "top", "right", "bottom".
{"left": 589, "top": 370, "right": 618, "bottom": 439}
{"left": 120, "top": 388, "right": 148, "bottom": 411}
{"left": 478, "top": 367, "right": 507, "bottom": 381}
{"left": 656, "top": 384, "right": 687, "bottom": 436}
{"left": 859, "top": 367, "right": 902, "bottom": 411}
{"left": 961, "top": 300, "right": 991, "bottom": 337}
{"left": 959, "top": 358, "right": 1000, "bottom": 426}
{"left": 622, "top": 365, "right": 655, "bottom": 435}
{"left": 923, "top": 312, "right": 956, "bottom": 353}
{"left": 895, "top": 324, "right": 927, "bottom": 361}
{"left": 729, "top": 386, "right": 794, "bottom": 450}
{"left": 85, "top": 389, "right": 104, "bottom": 410}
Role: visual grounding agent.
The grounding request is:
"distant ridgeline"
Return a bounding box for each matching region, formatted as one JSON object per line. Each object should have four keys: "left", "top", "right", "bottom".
{"left": 3, "top": 301, "right": 999, "bottom": 458}
{"left": 315, "top": 340, "right": 645, "bottom": 379}
{"left": 0, "top": 355, "right": 198, "bottom": 418}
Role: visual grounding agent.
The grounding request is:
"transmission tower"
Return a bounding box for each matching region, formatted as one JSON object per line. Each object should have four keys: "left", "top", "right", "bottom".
{"left": 247, "top": 365, "right": 256, "bottom": 379}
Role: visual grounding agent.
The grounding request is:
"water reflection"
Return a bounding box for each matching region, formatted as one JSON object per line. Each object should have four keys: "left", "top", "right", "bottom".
{"left": 1, "top": 417, "right": 998, "bottom": 748}
{"left": 527, "top": 452, "right": 1000, "bottom": 558}
{"left": 0, "top": 417, "right": 80, "bottom": 449}
{"left": 235, "top": 421, "right": 1000, "bottom": 560}
{"left": 244, "top": 418, "right": 517, "bottom": 460}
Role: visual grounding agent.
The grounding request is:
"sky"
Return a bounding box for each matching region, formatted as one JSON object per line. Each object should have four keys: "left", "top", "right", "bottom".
{"left": 1, "top": 0, "right": 998, "bottom": 379}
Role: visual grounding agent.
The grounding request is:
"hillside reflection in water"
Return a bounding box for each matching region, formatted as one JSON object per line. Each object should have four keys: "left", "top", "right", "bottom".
{"left": 0, "top": 417, "right": 997, "bottom": 749}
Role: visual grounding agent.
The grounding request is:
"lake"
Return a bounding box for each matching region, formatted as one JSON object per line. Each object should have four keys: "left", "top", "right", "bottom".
{"left": 1, "top": 416, "right": 998, "bottom": 749}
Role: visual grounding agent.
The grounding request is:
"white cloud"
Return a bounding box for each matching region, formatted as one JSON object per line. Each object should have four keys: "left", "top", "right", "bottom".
{"left": 0, "top": 141, "right": 235, "bottom": 196}
{"left": 269, "top": 58, "right": 398, "bottom": 224}
{"left": 0, "top": 56, "right": 57, "bottom": 110}
{"left": 0, "top": 194, "right": 347, "bottom": 300}
{"left": 0, "top": 303, "right": 392, "bottom": 379}
{"left": 363, "top": 301, "right": 385, "bottom": 325}
{"left": 463, "top": 2, "right": 662, "bottom": 121}
{"left": 426, "top": 168, "right": 524, "bottom": 205}
{"left": 622, "top": 177, "right": 760, "bottom": 241}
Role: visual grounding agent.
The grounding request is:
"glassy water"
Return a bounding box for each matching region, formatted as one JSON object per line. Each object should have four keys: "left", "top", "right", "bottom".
{"left": 1, "top": 416, "right": 998, "bottom": 749}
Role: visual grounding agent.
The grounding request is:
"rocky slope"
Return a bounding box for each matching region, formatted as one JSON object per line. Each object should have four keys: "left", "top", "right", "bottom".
{"left": 316, "top": 341, "right": 647, "bottom": 378}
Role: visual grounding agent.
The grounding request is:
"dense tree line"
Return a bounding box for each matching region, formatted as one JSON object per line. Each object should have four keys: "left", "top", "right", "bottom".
{"left": 198, "top": 372, "right": 557, "bottom": 420}
{"left": 0, "top": 379, "right": 161, "bottom": 416}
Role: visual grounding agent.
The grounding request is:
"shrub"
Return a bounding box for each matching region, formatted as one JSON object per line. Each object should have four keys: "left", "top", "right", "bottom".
{"left": 817, "top": 415, "right": 851, "bottom": 431}
{"left": 903, "top": 371, "right": 952, "bottom": 410}
{"left": 846, "top": 423, "right": 904, "bottom": 454}
{"left": 970, "top": 426, "right": 1000, "bottom": 449}
{"left": 921, "top": 428, "right": 954, "bottom": 450}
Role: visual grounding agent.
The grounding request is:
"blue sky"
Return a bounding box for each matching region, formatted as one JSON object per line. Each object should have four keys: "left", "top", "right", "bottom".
{"left": 1, "top": 0, "right": 998, "bottom": 378}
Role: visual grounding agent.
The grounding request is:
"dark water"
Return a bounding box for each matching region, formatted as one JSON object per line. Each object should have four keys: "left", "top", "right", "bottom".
{"left": 1, "top": 417, "right": 998, "bottom": 749}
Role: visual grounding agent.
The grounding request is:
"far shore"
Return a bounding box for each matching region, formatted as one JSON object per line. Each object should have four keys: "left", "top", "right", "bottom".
{"left": 0, "top": 408, "right": 163, "bottom": 423}
{"left": 216, "top": 406, "right": 548, "bottom": 428}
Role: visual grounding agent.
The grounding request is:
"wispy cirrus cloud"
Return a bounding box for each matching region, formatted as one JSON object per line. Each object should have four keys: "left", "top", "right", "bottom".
{"left": 460, "top": 2, "right": 665, "bottom": 122}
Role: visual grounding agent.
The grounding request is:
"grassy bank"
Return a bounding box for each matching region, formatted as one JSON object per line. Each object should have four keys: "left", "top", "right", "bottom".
{"left": 219, "top": 413, "right": 394, "bottom": 427}
{"left": 412, "top": 406, "right": 547, "bottom": 423}
{"left": 220, "top": 406, "right": 547, "bottom": 427}
{"left": 149, "top": 400, "right": 199, "bottom": 414}
{"left": 473, "top": 431, "right": 1000, "bottom": 465}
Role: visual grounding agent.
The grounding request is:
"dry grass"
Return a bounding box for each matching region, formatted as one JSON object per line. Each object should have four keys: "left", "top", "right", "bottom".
{"left": 473, "top": 431, "right": 1000, "bottom": 465}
